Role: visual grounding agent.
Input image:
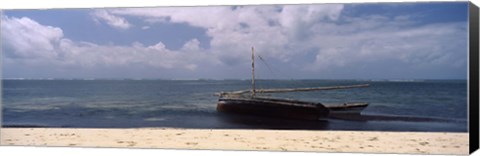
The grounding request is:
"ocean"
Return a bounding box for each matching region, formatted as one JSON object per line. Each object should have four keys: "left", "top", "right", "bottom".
{"left": 1, "top": 79, "right": 468, "bottom": 132}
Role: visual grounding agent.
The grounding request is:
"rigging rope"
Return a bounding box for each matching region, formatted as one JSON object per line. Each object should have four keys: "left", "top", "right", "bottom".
{"left": 258, "top": 55, "right": 277, "bottom": 77}
{"left": 256, "top": 54, "right": 312, "bottom": 89}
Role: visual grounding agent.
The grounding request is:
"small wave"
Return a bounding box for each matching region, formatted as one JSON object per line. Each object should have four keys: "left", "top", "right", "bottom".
{"left": 144, "top": 117, "right": 167, "bottom": 121}
{"left": 2, "top": 123, "right": 68, "bottom": 128}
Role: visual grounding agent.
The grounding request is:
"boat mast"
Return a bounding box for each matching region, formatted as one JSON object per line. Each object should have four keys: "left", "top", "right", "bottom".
{"left": 251, "top": 47, "right": 256, "bottom": 97}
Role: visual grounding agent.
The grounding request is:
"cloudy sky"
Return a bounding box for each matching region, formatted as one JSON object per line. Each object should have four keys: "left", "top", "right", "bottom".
{"left": 1, "top": 2, "right": 469, "bottom": 80}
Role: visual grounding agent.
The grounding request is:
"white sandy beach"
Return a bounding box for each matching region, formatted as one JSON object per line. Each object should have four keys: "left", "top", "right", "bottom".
{"left": 0, "top": 128, "right": 469, "bottom": 155}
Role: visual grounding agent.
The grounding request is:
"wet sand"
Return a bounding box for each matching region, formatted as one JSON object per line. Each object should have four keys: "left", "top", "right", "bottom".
{"left": 0, "top": 128, "right": 469, "bottom": 155}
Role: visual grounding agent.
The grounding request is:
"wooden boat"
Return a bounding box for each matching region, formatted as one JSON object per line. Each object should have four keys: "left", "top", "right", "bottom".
{"left": 216, "top": 47, "right": 369, "bottom": 120}
{"left": 217, "top": 96, "right": 330, "bottom": 120}
{"left": 324, "top": 102, "right": 369, "bottom": 115}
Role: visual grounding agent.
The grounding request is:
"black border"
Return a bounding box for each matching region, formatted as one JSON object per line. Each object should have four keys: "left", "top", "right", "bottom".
{"left": 469, "top": 1, "right": 479, "bottom": 154}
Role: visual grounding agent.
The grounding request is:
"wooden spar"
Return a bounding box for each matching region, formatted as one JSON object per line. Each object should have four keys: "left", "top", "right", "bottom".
{"left": 224, "top": 84, "right": 370, "bottom": 95}
{"left": 251, "top": 47, "right": 256, "bottom": 97}
{"left": 213, "top": 47, "right": 370, "bottom": 97}
{"left": 257, "top": 84, "right": 370, "bottom": 93}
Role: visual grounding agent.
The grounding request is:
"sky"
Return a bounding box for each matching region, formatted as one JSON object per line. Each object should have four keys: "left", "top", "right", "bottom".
{"left": 0, "top": 2, "right": 469, "bottom": 80}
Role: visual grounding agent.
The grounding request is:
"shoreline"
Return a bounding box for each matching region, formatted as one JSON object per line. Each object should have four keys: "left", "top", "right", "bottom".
{"left": 0, "top": 125, "right": 469, "bottom": 133}
{"left": 0, "top": 128, "right": 469, "bottom": 155}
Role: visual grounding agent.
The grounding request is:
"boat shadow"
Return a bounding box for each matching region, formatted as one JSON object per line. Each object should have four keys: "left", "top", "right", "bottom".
{"left": 328, "top": 113, "right": 453, "bottom": 122}
{"left": 216, "top": 112, "right": 330, "bottom": 130}
{"left": 217, "top": 112, "right": 455, "bottom": 130}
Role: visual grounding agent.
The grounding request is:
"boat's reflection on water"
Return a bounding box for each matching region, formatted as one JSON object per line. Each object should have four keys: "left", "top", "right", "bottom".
{"left": 328, "top": 113, "right": 453, "bottom": 122}
{"left": 216, "top": 112, "right": 330, "bottom": 130}
{"left": 217, "top": 112, "right": 455, "bottom": 130}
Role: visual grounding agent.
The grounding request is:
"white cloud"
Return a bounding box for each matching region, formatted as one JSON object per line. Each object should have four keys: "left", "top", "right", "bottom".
{"left": 1, "top": 15, "right": 212, "bottom": 72}
{"left": 92, "top": 10, "right": 132, "bottom": 30}
{"left": 55, "top": 39, "right": 214, "bottom": 71}
{"left": 107, "top": 5, "right": 345, "bottom": 62}
{"left": 304, "top": 19, "right": 467, "bottom": 71}
{"left": 1, "top": 16, "right": 63, "bottom": 59}
{"left": 1, "top": 4, "right": 468, "bottom": 79}
{"left": 181, "top": 39, "right": 201, "bottom": 51}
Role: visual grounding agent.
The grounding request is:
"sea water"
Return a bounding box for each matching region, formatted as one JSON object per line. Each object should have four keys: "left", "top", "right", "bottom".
{"left": 1, "top": 79, "right": 468, "bottom": 132}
